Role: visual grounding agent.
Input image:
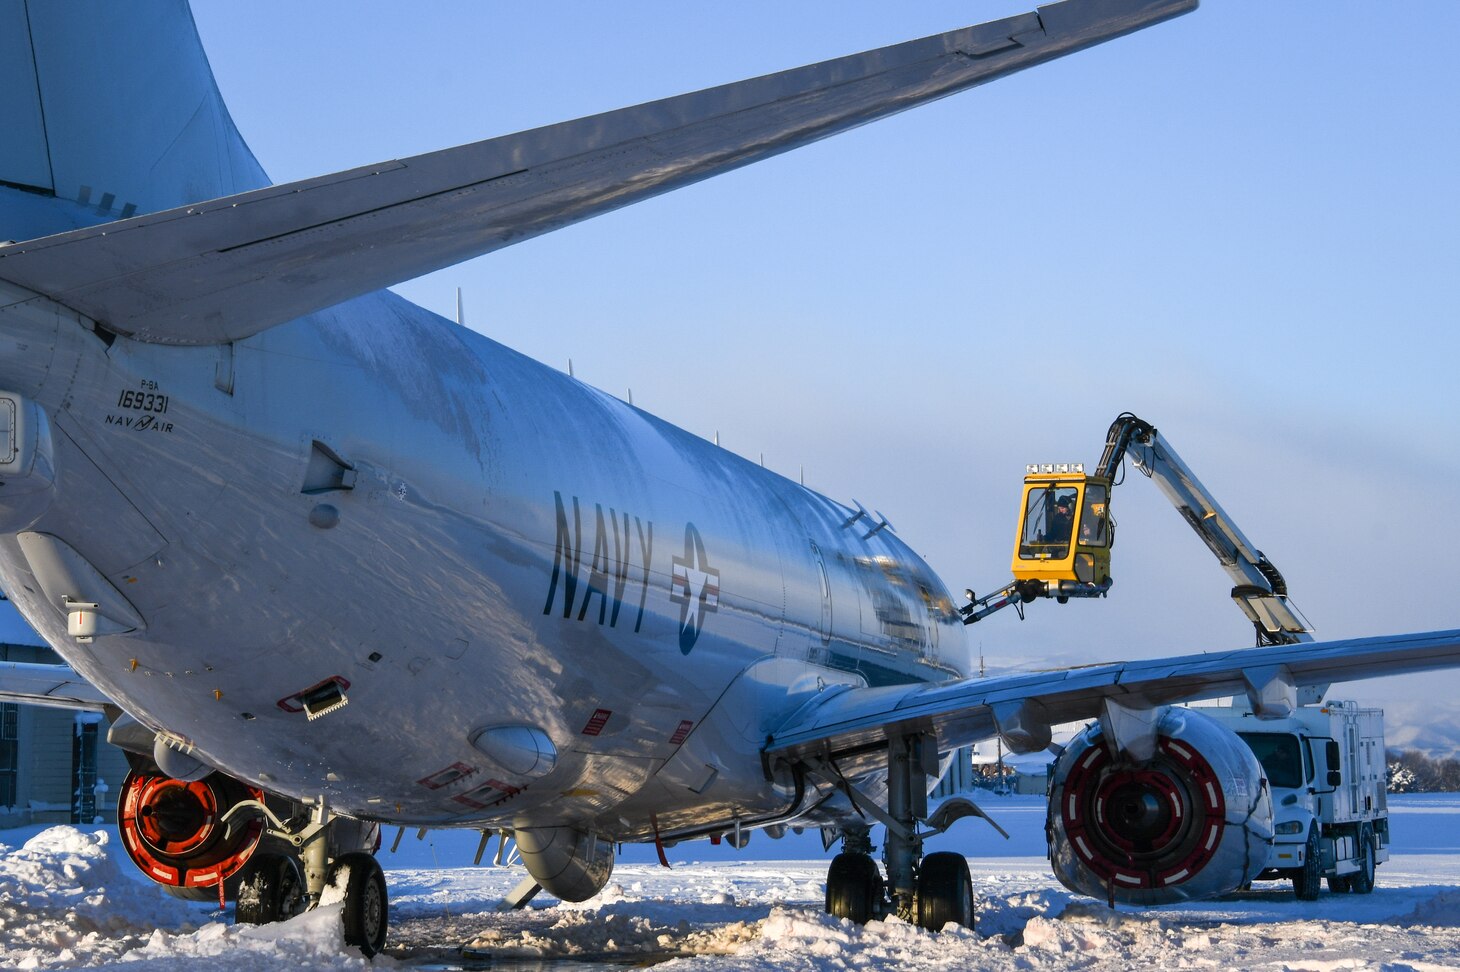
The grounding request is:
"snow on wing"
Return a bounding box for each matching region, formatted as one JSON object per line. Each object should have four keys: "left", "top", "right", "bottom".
{"left": 764, "top": 628, "right": 1460, "bottom": 766}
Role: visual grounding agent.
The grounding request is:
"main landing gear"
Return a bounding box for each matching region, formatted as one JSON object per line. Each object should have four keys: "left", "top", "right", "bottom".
{"left": 222, "top": 795, "right": 388, "bottom": 956}
{"left": 811, "top": 733, "right": 988, "bottom": 932}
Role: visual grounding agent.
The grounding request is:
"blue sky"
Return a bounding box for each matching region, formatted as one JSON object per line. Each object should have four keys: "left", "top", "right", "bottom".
{"left": 191, "top": 2, "right": 1460, "bottom": 708}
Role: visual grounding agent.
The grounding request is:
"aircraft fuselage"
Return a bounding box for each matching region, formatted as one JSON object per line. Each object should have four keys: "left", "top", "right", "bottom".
{"left": 0, "top": 280, "right": 970, "bottom": 837}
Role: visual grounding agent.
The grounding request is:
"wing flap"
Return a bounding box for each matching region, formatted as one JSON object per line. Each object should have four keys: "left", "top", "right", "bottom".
{"left": 766, "top": 629, "right": 1460, "bottom": 765}
{"left": 0, "top": 0, "right": 1195, "bottom": 345}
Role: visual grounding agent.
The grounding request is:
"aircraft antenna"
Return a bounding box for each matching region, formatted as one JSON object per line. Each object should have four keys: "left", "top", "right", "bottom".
{"left": 568, "top": 358, "right": 575, "bottom": 378}
{"left": 455, "top": 287, "right": 464, "bottom": 326}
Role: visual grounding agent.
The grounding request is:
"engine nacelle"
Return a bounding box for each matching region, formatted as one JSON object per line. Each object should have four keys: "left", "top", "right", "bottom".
{"left": 1048, "top": 706, "right": 1274, "bottom": 905}
{"left": 118, "top": 769, "right": 264, "bottom": 899}
{"left": 514, "top": 825, "right": 615, "bottom": 902}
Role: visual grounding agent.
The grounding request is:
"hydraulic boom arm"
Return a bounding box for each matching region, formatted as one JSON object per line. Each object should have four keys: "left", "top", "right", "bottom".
{"left": 1100, "top": 413, "right": 1312, "bottom": 645}
{"left": 962, "top": 413, "right": 1313, "bottom": 646}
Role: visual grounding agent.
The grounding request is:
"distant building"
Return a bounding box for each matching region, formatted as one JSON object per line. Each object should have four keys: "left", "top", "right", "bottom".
{"left": 932, "top": 746, "right": 980, "bottom": 797}
{"left": 933, "top": 744, "right": 1053, "bottom": 797}
{"left": 0, "top": 601, "right": 129, "bottom": 829}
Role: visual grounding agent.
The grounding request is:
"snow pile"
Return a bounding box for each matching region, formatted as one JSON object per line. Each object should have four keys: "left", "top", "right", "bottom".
{"left": 0, "top": 826, "right": 375, "bottom": 971}
{"left": 466, "top": 894, "right": 760, "bottom": 958}
{"left": 0, "top": 826, "right": 196, "bottom": 968}
{"left": 1399, "top": 890, "right": 1460, "bottom": 927}
{"left": 1019, "top": 913, "right": 1113, "bottom": 954}
{"left": 973, "top": 884, "right": 1070, "bottom": 938}
{"left": 9, "top": 796, "right": 1460, "bottom": 969}
{"left": 741, "top": 907, "right": 1004, "bottom": 970}
{"left": 115, "top": 904, "right": 382, "bottom": 972}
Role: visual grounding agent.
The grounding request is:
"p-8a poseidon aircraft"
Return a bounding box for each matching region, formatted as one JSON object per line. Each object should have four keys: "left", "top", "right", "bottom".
{"left": 1, "top": 0, "right": 1458, "bottom": 956}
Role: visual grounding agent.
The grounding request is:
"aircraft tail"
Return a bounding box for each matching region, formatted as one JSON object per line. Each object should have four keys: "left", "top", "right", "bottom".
{"left": 0, "top": 0, "right": 268, "bottom": 239}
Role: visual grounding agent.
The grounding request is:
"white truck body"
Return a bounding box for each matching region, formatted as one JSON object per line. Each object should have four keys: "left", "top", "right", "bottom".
{"left": 1202, "top": 700, "right": 1388, "bottom": 891}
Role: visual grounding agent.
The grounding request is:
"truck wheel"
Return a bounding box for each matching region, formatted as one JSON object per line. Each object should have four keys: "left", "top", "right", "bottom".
{"left": 1328, "top": 874, "right": 1352, "bottom": 893}
{"left": 1292, "top": 828, "right": 1321, "bottom": 901}
{"left": 1350, "top": 825, "right": 1376, "bottom": 895}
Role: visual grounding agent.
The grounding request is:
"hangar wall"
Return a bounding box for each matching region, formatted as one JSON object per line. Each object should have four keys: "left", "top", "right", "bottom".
{"left": 0, "top": 606, "right": 130, "bottom": 829}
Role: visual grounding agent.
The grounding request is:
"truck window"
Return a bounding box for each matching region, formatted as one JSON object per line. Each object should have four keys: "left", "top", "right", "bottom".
{"left": 1237, "top": 732, "right": 1304, "bottom": 789}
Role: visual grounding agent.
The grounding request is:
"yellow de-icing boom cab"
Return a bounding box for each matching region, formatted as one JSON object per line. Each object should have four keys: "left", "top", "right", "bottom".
{"left": 1010, "top": 463, "right": 1113, "bottom": 593}
{"left": 966, "top": 414, "right": 1313, "bottom": 643}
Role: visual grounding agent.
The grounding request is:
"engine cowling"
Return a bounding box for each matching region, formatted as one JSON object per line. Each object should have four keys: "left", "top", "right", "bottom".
{"left": 118, "top": 769, "right": 264, "bottom": 899}
{"left": 514, "top": 825, "right": 615, "bottom": 902}
{"left": 1047, "top": 706, "right": 1273, "bottom": 905}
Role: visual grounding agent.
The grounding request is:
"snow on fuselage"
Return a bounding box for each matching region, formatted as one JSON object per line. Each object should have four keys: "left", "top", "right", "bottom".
{"left": 0, "top": 281, "right": 970, "bottom": 834}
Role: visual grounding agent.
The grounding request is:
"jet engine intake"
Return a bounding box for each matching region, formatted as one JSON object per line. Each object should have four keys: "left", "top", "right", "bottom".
{"left": 118, "top": 768, "right": 265, "bottom": 899}
{"left": 1047, "top": 705, "right": 1273, "bottom": 905}
{"left": 513, "top": 825, "right": 614, "bottom": 902}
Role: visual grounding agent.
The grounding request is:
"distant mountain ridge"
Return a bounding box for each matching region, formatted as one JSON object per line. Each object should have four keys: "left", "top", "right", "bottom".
{"left": 1379, "top": 701, "right": 1460, "bottom": 759}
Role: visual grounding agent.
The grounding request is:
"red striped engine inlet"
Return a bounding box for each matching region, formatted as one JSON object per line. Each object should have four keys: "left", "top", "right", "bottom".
{"left": 118, "top": 769, "right": 265, "bottom": 899}
{"left": 1047, "top": 706, "right": 1275, "bottom": 906}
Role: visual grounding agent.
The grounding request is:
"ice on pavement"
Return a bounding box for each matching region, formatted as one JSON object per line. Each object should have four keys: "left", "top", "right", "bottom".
{"left": 6, "top": 795, "right": 1460, "bottom": 969}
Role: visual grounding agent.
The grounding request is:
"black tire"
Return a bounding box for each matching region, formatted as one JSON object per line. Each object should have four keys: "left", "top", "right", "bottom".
{"left": 235, "top": 853, "right": 304, "bottom": 925}
{"left": 1350, "top": 824, "right": 1376, "bottom": 895}
{"left": 1328, "top": 874, "right": 1352, "bottom": 894}
{"left": 1293, "top": 828, "right": 1322, "bottom": 901}
{"left": 916, "top": 851, "right": 974, "bottom": 931}
{"left": 826, "top": 853, "right": 881, "bottom": 924}
{"left": 327, "top": 852, "right": 389, "bottom": 957}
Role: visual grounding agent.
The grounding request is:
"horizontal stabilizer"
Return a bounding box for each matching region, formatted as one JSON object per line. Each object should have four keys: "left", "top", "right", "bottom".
{"left": 0, "top": 0, "right": 1195, "bottom": 345}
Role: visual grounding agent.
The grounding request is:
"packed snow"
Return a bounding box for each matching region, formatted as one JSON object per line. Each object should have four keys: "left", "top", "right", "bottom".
{"left": 6, "top": 795, "right": 1460, "bottom": 970}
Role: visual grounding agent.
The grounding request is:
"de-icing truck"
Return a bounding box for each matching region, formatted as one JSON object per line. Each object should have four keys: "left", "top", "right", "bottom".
{"left": 1202, "top": 700, "right": 1388, "bottom": 899}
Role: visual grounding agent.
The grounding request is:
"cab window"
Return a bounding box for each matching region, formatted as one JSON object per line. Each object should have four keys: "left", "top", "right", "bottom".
{"left": 1080, "top": 484, "right": 1110, "bottom": 548}
{"left": 1237, "top": 731, "right": 1305, "bottom": 789}
{"left": 1019, "top": 485, "right": 1078, "bottom": 560}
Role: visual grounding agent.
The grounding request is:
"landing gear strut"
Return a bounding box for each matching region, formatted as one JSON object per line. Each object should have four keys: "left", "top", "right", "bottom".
{"left": 808, "top": 733, "right": 980, "bottom": 931}
{"left": 221, "top": 795, "right": 387, "bottom": 956}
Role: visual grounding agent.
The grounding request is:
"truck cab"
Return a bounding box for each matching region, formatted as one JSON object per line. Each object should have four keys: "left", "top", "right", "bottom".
{"left": 1203, "top": 700, "right": 1388, "bottom": 899}
{"left": 1010, "top": 464, "right": 1113, "bottom": 598}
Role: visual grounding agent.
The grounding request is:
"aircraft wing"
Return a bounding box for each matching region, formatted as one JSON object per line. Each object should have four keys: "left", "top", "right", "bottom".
{"left": 765, "top": 628, "right": 1460, "bottom": 769}
{"left": 0, "top": 0, "right": 1195, "bottom": 346}
{"left": 0, "top": 660, "right": 112, "bottom": 711}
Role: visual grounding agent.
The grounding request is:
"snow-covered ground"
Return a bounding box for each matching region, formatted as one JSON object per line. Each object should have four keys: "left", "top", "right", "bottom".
{"left": 6, "top": 794, "right": 1460, "bottom": 970}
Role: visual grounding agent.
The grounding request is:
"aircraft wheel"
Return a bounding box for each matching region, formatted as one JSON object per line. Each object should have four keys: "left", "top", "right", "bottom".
{"left": 235, "top": 853, "right": 304, "bottom": 925}
{"left": 1292, "top": 828, "right": 1322, "bottom": 901}
{"left": 1350, "top": 825, "right": 1376, "bottom": 895}
{"left": 327, "top": 852, "right": 389, "bottom": 956}
{"left": 826, "top": 852, "right": 881, "bottom": 924}
{"left": 916, "top": 851, "right": 974, "bottom": 931}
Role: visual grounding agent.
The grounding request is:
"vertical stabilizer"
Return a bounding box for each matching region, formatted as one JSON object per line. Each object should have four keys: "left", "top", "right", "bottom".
{"left": 1, "top": 0, "right": 267, "bottom": 235}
